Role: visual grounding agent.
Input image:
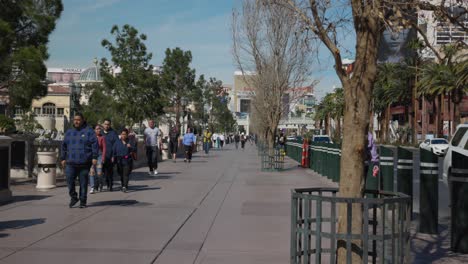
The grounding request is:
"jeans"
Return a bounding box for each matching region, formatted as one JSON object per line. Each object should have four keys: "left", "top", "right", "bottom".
{"left": 103, "top": 158, "right": 114, "bottom": 189}
{"left": 184, "top": 145, "right": 193, "bottom": 160}
{"left": 66, "top": 165, "right": 89, "bottom": 204}
{"left": 203, "top": 142, "right": 210, "bottom": 154}
{"left": 89, "top": 154, "right": 103, "bottom": 189}
{"left": 235, "top": 141, "right": 239, "bottom": 149}
{"left": 117, "top": 162, "right": 131, "bottom": 188}
{"left": 146, "top": 146, "right": 158, "bottom": 171}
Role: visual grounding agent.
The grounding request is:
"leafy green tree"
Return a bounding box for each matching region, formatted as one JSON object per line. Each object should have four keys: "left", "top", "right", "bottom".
{"left": 90, "top": 24, "right": 162, "bottom": 127}
{"left": 0, "top": 0, "right": 63, "bottom": 113}
{"left": 160, "top": 47, "right": 196, "bottom": 132}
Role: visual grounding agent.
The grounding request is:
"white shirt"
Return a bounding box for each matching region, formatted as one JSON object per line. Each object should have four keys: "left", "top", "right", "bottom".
{"left": 144, "top": 127, "right": 160, "bottom": 146}
{"left": 212, "top": 133, "right": 218, "bottom": 141}
{"left": 220, "top": 135, "right": 225, "bottom": 141}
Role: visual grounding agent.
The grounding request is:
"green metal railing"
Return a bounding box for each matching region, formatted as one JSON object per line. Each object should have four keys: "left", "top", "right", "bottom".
{"left": 291, "top": 188, "right": 411, "bottom": 264}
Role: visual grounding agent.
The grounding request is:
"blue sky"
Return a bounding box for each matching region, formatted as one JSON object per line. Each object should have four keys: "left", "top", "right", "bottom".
{"left": 47, "top": 0, "right": 351, "bottom": 99}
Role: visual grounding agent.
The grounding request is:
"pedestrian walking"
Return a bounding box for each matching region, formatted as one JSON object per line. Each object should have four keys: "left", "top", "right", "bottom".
{"left": 219, "top": 134, "right": 225, "bottom": 149}
{"left": 102, "top": 118, "right": 119, "bottom": 192}
{"left": 183, "top": 127, "right": 196, "bottom": 162}
{"left": 127, "top": 127, "right": 137, "bottom": 173}
{"left": 169, "top": 126, "right": 180, "bottom": 162}
{"left": 144, "top": 119, "right": 161, "bottom": 175}
{"left": 211, "top": 132, "right": 218, "bottom": 149}
{"left": 113, "top": 128, "right": 135, "bottom": 193}
{"left": 89, "top": 125, "right": 106, "bottom": 194}
{"left": 240, "top": 132, "right": 246, "bottom": 150}
{"left": 61, "top": 113, "right": 98, "bottom": 208}
{"left": 203, "top": 129, "right": 212, "bottom": 154}
{"left": 234, "top": 133, "right": 240, "bottom": 149}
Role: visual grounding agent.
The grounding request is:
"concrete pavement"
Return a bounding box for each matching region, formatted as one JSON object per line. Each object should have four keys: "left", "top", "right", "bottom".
{"left": 0, "top": 143, "right": 334, "bottom": 264}
{"left": 1, "top": 143, "right": 467, "bottom": 263}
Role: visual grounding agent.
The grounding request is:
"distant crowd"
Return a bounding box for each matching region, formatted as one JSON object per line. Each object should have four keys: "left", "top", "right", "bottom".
{"left": 60, "top": 112, "right": 256, "bottom": 209}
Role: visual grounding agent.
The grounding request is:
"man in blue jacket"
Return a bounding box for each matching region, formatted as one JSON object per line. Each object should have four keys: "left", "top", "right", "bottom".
{"left": 61, "top": 113, "right": 98, "bottom": 208}
{"left": 102, "top": 118, "right": 119, "bottom": 191}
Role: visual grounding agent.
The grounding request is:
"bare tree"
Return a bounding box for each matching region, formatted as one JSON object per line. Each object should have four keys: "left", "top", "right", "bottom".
{"left": 232, "top": 0, "right": 313, "bottom": 150}
{"left": 276, "top": 0, "right": 466, "bottom": 263}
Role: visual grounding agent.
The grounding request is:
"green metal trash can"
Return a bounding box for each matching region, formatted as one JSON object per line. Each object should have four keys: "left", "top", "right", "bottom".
{"left": 450, "top": 150, "right": 468, "bottom": 253}
{"left": 419, "top": 148, "right": 439, "bottom": 234}
{"left": 397, "top": 147, "right": 413, "bottom": 214}
{"left": 380, "top": 146, "right": 395, "bottom": 192}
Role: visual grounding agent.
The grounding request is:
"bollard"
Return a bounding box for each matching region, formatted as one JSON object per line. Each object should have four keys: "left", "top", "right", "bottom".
{"left": 450, "top": 151, "right": 468, "bottom": 253}
{"left": 380, "top": 146, "right": 395, "bottom": 192}
{"left": 419, "top": 148, "right": 439, "bottom": 234}
{"left": 397, "top": 147, "right": 413, "bottom": 215}
{"left": 36, "top": 151, "right": 57, "bottom": 190}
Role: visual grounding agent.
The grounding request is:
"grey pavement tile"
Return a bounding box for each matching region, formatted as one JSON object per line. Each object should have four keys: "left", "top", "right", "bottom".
{"left": 0, "top": 205, "right": 101, "bottom": 248}
{"left": 28, "top": 206, "right": 193, "bottom": 251}
{"left": 0, "top": 248, "right": 15, "bottom": 259}
{"left": 154, "top": 249, "right": 199, "bottom": 264}
{"left": 1, "top": 247, "right": 156, "bottom": 264}
{"left": 194, "top": 250, "right": 288, "bottom": 264}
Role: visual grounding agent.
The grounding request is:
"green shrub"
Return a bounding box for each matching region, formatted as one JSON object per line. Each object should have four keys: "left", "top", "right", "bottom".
{"left": 0, "top": 115, "right": 16, "bottom": 134}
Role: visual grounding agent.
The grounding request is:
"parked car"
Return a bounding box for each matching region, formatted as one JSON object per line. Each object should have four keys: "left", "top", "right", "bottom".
{"left": 443, "top": 124, "right": 468, "bottom": 181}
{"left": 419, "top": 138, "right": 449, "bottom": 156}
{"left": 312, "top": 135, "right": 333, "bottom": 144}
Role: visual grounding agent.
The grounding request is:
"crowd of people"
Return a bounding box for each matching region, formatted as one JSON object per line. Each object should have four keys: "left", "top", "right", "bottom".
{"left": 60, "top": 112, "right": 257, "bottom": 209}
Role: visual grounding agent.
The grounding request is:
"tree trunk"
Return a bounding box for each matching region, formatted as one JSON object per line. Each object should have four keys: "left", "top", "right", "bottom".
{"left": 436, "top": 95, "right": 443, "bottom": 137}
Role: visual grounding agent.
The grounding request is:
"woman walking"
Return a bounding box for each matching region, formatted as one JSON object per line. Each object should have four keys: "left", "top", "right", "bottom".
{"left": 89, "top": 125, "right": 106, "bottom": 194}
{"left": 183, "top": 127, "right": 196, "bottom": 163}
{"left": 113, "top": 128, "right": 135, "bottom": 192}
{"left": 169, "top": 126, "right": 180, "bottom": 162}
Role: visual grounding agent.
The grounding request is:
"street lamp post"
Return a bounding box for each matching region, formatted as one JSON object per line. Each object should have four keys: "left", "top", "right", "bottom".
{"left": 181, "top": 97, "right": 188, "bottom": 135}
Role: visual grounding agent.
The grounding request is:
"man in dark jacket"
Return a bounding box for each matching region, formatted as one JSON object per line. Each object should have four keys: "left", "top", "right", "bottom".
{"left": 61, "top": 113, "right": 98, "bottom": 208}
{"left": 102, "top": 118, "right": 119, "bottom": 191}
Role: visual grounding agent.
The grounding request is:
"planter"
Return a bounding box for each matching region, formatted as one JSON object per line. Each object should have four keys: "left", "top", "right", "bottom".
{"left": 36, "top": 151, "right": 57, "bottom": 190}
{"left": 0, "top": 136, "right": 13, "bottom": 203}
{"left": 291, "top": 188, "right": 411, "bottom": 264}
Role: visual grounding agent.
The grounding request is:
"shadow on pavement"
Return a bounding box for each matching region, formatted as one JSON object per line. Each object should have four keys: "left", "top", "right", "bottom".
{"left": 88, "top": 199, "right": 153, "bottom": 207}
{"left": 410, "top": 216, "right": 468, "bottom": 263}
{"left": 0, "top": 218, "right": 46, "bottom": 237}
{"left": 0, "top": 195, "right": 52, "bottom": 206}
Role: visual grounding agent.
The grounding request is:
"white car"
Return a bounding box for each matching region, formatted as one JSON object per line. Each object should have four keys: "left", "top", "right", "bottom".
{"left": 419, "top": 138, "right": 449, "bottom": 156}
{"left": 443, "top": 124, "right": 468, "bottom": 181}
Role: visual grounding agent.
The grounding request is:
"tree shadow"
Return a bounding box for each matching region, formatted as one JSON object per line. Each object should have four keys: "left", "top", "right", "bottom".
{"left": 0, "top": 218, "right": 46, "bottom": 238}
{"left": 410, "top": 216, "right": 468, "bottom": 263}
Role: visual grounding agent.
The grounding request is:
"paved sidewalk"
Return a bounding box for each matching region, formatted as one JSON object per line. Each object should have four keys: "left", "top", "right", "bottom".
{"left": 1, "top": 143, "right": 467, "bottom": 263}
{"left": 0, "top": 143, "right": 334, "bottom": 264}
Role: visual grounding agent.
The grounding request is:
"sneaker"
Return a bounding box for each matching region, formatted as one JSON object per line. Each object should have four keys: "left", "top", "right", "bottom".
{"left": 89, "top": 188, "right": 95, "bottom": 194}
{"left": 79, "top": 203, "right": 87, "bottom": 208}
{"left": 154, "top": 170, "right": 158, "bottom": 175}
{"left": 122, "top": 187, "right": 127, "bottom": 193}
{"left": 148, "top": 171, "right": 153, "bottom": 176}
{"left": 69, "top": 197, "right": 79, "bottom": 208}
{"left": 184, "top": 159, "right": 187, "bottom": 163}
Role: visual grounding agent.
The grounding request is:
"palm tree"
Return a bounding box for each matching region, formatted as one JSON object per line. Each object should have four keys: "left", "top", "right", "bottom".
{"left": 373, "top": 63, "right": 413, "bottom": 142}
{"left": 418, "top": 45, "right": 467, "bottom": 134}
